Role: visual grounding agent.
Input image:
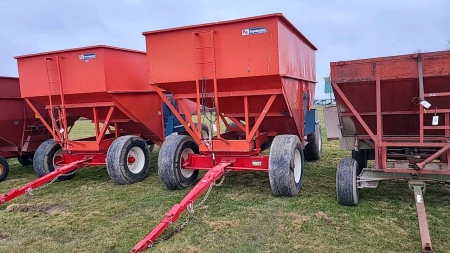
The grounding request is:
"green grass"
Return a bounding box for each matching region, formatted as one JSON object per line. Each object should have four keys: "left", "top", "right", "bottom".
{"left": 1, "top": 109, "right": 450, "bottom": 252}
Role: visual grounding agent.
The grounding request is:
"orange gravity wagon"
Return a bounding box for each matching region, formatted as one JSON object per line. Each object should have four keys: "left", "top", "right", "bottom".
{"left": 0, "top": 46, "right": 196, "bottom": 204}
{"left": 132, "top": 13, "right": 322, "bottom": 252}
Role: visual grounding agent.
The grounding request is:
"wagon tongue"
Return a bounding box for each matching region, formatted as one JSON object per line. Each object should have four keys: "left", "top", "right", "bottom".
{"left": 130, "top": 162, "right": 230, "bottom": 252}
{"left": 0, "top": 159, "right": 88, "bottom": 205}
{"left": 409, "top": 180, "right": 433, "bottom": 253}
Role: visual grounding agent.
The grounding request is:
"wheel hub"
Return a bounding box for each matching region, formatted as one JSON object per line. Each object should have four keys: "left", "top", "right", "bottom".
{"left": 127, "top": 147, "right": 145, "bottom": 174}
{"left": 180, "top": 148, "right": 194, "bottom": 178}
{"left": 53, "top": 150, "right": 64, "bottom": 169}
{"left": 293, "top": 149, "right": 302, "bottom": 183}
{"left": 128, "top": 156, "right": 136, "bottom": 164}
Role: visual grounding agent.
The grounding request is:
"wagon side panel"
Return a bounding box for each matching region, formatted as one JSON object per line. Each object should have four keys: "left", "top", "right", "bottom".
{"left": 278, "top": 20, "right": 316, "bottom": 82}
{"left": 104, "top": 49, "right": 153, "bottom": 92}
{"left": 0, "top": 98, "right": 25, "bottom": 155}
{"left": 17, "top": 49, "right": 107, "bottom": 99}
{"left": 0, "top": 76, "right": 21, "bottom": 98}
{"left": 144, "top": 16, "right": 280, "bottom": 85}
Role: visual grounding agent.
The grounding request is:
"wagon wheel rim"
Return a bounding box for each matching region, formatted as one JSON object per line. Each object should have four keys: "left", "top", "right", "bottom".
{"left": 180, "top": 148, "right": 194, "bottom": 177}
{"left": 318, "top": 129, "right": 322, "bottom": 152}
{"left": 127, "top": 147, "right": 146, "bottom": 174}
{"left": 293, "top": 149, "right": 302, "bottom": 183}
{"left": 53, "top": 149, "right": 64, "bottom": 169}
{"left": 352, "top": 161, "right": 359, "bottom": 200}
{"left": 0, "top": 164, "right": 3, "bottom": 175}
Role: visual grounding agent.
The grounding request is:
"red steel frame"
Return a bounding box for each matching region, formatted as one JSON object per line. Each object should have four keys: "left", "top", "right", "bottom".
{"left": 132, "top": 83, "right": 308, "bottom": 252}
{"left": 131, "top": 69, "right": 278, "bottom": 253}
{"left": 332, "top": 55, "right": 450, "bottom": 174}
{"left": 2, "top": 45, "right": 162, "bottom": 205}
{"left": 132, "top": 26, "right": 312, "bottom": 251}
{"left": 331, "top": 51, "right": 450, "bottom": 253}
{"left": 1, "top": 56, "right": 112, "bottom": 205}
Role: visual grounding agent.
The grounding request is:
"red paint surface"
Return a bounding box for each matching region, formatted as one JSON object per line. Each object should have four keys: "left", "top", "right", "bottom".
{"left": 15, "top": 46, "right": 165, "bottom": 144}
{"left": 0, "top": 77, "right": 53, "bottom": 158}
{"left": 143, "top": 13, "right": 317, "bottom": 139}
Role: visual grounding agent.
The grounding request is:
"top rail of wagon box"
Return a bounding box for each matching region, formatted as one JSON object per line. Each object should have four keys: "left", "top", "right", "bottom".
{"left": 331, "top": 50, "right": 450, "bottom": 66}
{"left": 330, "top": 50, "right": 450, "bottom": 83}
{"left": 14, "top": 45, "right": 146, "bottom": 59}
{"left": 0, "top": 76, "right": 19, "bottom": 80}
{"left": 142, "top": 13, "right": 317, "bottom": 50}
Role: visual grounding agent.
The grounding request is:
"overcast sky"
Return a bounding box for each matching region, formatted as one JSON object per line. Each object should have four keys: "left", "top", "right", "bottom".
{"left": 1, "top": 0, "right": 449, "bottom": 98}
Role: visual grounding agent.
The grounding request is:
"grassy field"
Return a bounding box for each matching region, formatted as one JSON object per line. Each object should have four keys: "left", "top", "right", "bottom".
{"left": 1, "top": 108, "right": 450, "bottom": 252}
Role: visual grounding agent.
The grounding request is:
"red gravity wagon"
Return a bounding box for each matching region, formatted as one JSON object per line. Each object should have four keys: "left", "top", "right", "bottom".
{"left": 1, "top": 45, "right": 195, "bottom": 204}
{"left": 325, "top": 50, "right": 450, "bottom": 252}
{"left": 0, "top": 76, "right": 62, "bottom": 182}
{"left": 132, "top": 13, "right": 322, "bottom": 252}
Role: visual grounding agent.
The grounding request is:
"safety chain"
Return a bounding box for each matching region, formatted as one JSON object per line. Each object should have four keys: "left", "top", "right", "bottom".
{"left": 20, "top": 189, "right": 34, "bottom": 203}
{"left": 148, "top": 172, "right": 227, "bottom": 248}
{"left": 148, "top": 204, "right": 196, "bottom": 248}
{"left": 200, "top": 78, "right": 217, "bottom": 165}
{"left": 195, "top": 173, "right": 226, "bottom": 209}
{"left": 20, "top": 167, "right": 80, "bottom": 203}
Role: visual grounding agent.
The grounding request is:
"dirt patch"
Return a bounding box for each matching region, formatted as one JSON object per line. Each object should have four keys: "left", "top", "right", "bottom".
{"left": 316, "top": 211, "right": 340, "bottom": 230}
{"left": 179, "top": 245, "right": 202, "bottom": 253}
{"left": 316, "top": 211, "right": 335, "bottom": 225}
{"left": 0, "top": 233, "right": 9, "bottom": 242}
{"left": 207, "top": 232, "right": 224, "bottom": 242}
{"left": 6, "top": 203, "right": 66, "bottom": 215}
{"left": 225, "top": 192, "right": 247, "bottom": 201}
{"left": 205, "top": 219, "right": 240, "bottom": 232}
{"left": 278, "top": 212, "right": 310, "bottom": 225}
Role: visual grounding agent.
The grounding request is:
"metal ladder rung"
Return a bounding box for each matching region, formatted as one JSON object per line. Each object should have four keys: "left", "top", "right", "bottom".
{"left": 45, "top": 56, "right": 69, "bottom": 144}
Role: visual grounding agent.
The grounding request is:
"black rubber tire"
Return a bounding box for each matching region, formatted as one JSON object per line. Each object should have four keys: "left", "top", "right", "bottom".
{"left": 33, "top": 139, "right": 76, "bottom": 181}
{"left": 148, "top": 144, "right": 155, "bottom": 154}
{"left": 352, "top": 150, "right": 367, "bottom": 175}
{"left": 158, "top": 135, "right": 199, "bottom": 190}
{"left": 269, "top": 135, "right": 304, "bottom": 197}
{"left": 336, "top": 158, "right": 360, "bottom": 206}
{"left": 0, "top": 157, "right": 10, "bottom": 182}
{"left": 260, "top": 137, "right": 274, "bottom": 152}
{"left": 106, "top": 135, "right": 150, "bottom": 185}
{"left": 193, "top": 122, "right": 210, "bottom": 139}
{"left": 304, "top": 123, "right": 322, "bottom": 161}
{"left": 17, "top": 154, "right": 33, "bottom": 166}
